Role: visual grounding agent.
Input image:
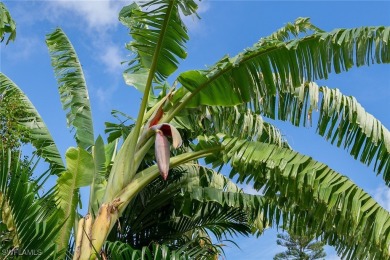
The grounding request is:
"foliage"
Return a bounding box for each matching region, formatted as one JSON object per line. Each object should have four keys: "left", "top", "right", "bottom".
{"left": 1, "top": 1, "right": 390, "bottom": 260}
{"left": 0, "top": 2, "right": 16, "bottom": 44}
{"left": 0, "top": 146, "right": 62, "bottom": 259}
{"left": 274, "top": 230, "right": 326, "bottom": 260}
{"left": 46, "top": 28, "right": 95, "bottom": 150}
{"left": 0, "top": 74, "right": 65, "bottom": 176}
{"left": 0, "top": 90, "right": 30, "bottom": 151}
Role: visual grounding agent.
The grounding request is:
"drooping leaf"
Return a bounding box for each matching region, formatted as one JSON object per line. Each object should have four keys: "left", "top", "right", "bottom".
{"left": 173, "top": 105, "right": 290, "bottom": 148}
{"left": 174, "top": 24, "right": 390, "bottom": 182}
{"left": 275, "top": 82, "right": 390, "bottom": 184}
{"left": 46, "top": 28, "right": 95, "bottom": 150}
{"left": 217, "top": 137, "right": 390, "bottom": 259}
{"left": 178, "top": 25, "right": 389, "bottom": 107}
{"left": 113, "top": 164, "right": 250, "bottom": 253}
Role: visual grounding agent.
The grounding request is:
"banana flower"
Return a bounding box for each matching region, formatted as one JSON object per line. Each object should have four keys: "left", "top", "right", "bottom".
{"left": 151, "top": 123, "right": 182, "bottom": 180}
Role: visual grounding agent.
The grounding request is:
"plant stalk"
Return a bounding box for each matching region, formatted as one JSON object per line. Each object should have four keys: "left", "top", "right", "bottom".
{"left": 80, "top": 146, "right": 222, "bottom": 259}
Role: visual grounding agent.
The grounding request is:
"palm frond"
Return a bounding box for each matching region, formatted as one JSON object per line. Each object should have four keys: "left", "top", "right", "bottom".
{"left": 175, "top": 164, "right": 270, "bottom": 234}
{"left": 46, "top": 28, "right": 95, "bottom": 150}
{"left": 112, "top": 164, "right": 251, "bottom": 250}
{"left": 105, "top": 236, "right": 218, "bottom": 260}
{"left": 171, "top": 202, "right": 251, "bottom": 242}
{"left": 0, "top": 148, "right": 61, "bottom": 259}
{"left": 0, "top": 73, "right": 65, "bottom": 175}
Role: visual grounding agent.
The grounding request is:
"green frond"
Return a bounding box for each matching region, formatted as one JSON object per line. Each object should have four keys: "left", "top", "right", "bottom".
{"left": 260, "top": 17, "right": 324, "bottom": 43}
{"left": 0, "top": 73, "right": 65, "bottom": 175}
{"left": 317, "top": 85, "right": 390, "bottom": 181}
{"left": 177, "top": 25, "right": 389, "bottom": 107}
{"left": 176, "top": 164, "right": 242, "bottom": 193}
{"left": 114, "top": 164, "right": 250, "bottom": 248}
{"left": 174, "top": 24, "right": 390, "bottom": 182}
{"left": 0, "top": 2, "right": 16, "bottom": 44}
{"left": 176, "top": 164, "right": 269, "bottom": 234}
{"left": 216, "top": 137, "right": 390, "bottom": 259}
{"left": 46, "top": 28, "right": 95, "bottom": 150}
{"left": 170, "top": 202, "right": 250, "bottom": 242}
{"left": 112, "top": 165, "right": 250, "bottom": 249}
{"left": 120, "top": 0, "right": 198, "bottom": 84}
{"left": 173, "top": 105, "right": 290, "bottom": 148}
{"left": 273, "top": 82, "right": 390, "bottom": 183}
{"left": 0, "top": 148, "right": 61, "bottom": 259}
{"left": 180, "top": 186, "right": 267, "bottom": 232}
{"left": 105, "top": 236, "right": 217, "bottom": 260}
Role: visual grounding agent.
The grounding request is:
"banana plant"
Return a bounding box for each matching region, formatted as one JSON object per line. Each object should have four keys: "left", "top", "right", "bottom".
{"left": 1, "top": 0, "right": 390, "bottom": 259}
{"left": 72, "top": 1, "right": 390, "bottom": 258}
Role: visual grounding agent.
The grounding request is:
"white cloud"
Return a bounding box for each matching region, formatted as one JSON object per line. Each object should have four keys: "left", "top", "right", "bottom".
{"left": 100, "top": 45, "right": 125, "bottom": 73}
{"left": 43, "top": 1, "right": 128, "bottom": 76}
{"left": 95, "top": 84, "right": 117, "bottom": 105}
{"left": 373, "top": 185, "right": 390, "bottom": 211}
{"left": 45, "top": 0, "right": 125, "bottom": 31}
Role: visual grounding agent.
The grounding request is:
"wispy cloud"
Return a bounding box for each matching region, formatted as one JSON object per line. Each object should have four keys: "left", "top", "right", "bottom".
{"left": 100, "top": 45, "right": 126, "bottom": 73}
{"left": 373, "top": 185, "right": 390, "bottom": 211}
{"left": 41, "top": 0, "right": 129, "bottom": 106}
{"left": 95, "top": 85, "right": 117, "bottom": 104}
{"left": 3, "top": 36, "right": 42, "bottom": 63}
{"left": 44, "top": 0, "right": 125, "bottom": 31}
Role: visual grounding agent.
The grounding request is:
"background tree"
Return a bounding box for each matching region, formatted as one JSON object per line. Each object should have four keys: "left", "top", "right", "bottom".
{"left": 0, "top": 92, "right": 30, "bottom": 151}
{"left": 274, "top": 230, "right": 326, "bottom": 260}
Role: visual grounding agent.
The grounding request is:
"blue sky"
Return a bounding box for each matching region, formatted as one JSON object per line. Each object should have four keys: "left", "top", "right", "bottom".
{"left": 1, "top": 1, "right": 390, "bottom": 259}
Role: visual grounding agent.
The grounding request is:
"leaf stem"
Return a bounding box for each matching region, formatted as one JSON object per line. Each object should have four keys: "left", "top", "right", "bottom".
{"left": 116, "top": 146, "right": 223, "bottom": 212}
{"left": 130, "top": 1, "right": 175, "bottom": 153}
{"left": 85, "top": 146, "right": 223, "bottom": 258}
